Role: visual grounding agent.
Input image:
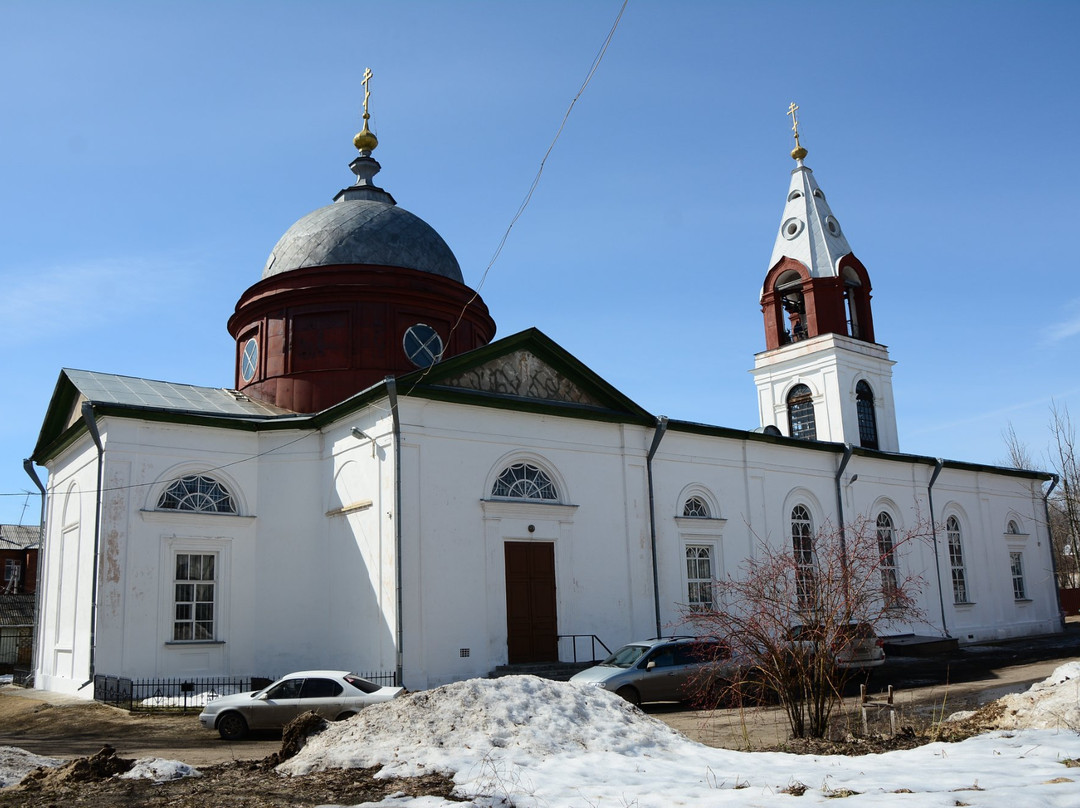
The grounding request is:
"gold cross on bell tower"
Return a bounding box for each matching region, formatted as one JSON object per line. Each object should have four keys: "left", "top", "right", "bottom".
{"left": 787, "top": 101, "right": 807, "bottom": 161}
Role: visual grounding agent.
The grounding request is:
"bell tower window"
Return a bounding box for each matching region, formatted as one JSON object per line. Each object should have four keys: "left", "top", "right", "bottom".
{"left": 776, "top": 271, "right": 808, "bottom": 344}
{"left": 787, "top": 384, "right": 816, "bottom": 440}
{"left": 856, "top": 381, "right": 878, "bottom": 449}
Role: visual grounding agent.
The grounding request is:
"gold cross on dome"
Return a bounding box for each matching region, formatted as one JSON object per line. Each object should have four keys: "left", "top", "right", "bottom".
{"left": 787, "top": 102, "right": 801, "bottom": 139}
{"left": 361, "top": 67, "right": 374, "bottom": 118}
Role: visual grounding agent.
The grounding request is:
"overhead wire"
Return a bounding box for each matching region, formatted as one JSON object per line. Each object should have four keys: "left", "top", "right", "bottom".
{"left": 1, "top": 2, "right": 630, "bottom": 505}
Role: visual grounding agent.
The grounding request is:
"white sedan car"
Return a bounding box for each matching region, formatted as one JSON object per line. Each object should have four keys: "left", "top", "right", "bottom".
{"left": 198, "top": 670, "right": 404, "bottom": 740}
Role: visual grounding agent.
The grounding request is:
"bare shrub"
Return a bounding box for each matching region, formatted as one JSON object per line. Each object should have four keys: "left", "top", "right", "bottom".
{"left": 684, "top": 516, "right": 930, "bottom": 739}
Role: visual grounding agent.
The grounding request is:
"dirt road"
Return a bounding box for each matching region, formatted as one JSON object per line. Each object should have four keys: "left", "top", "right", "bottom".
{"left": 2, "top": 622, "right": 1078, "bottom": 764}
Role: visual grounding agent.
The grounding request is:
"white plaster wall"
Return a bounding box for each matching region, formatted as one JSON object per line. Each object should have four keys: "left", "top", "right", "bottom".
{"left": 35, "top": 437, "right": 99, "bottom": 695}
{"left": 395, "top": 399, "right": 654, "bottom": 689}
{"left": 752, "top": 334, "right": 899, "bottom": 452}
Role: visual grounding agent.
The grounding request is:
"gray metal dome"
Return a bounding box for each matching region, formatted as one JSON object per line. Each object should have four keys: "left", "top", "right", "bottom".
{"left": 261, "top": 197, "right": 463, "bottom": 282}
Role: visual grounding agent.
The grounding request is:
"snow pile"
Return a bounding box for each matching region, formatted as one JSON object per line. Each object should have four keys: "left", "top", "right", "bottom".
{"left": 118, "top": 757, "right": 201, "bottom": 782}
{"left": 990, "top": 661, "right": 1080, "bottom": 729}
{"left": 279, "top": 675, "right": 685, "bottom": 777}
{"left": 0, "top": 747, "right": 61, "bottom": 788}
{"left": 277, "top": 674, "right": 1080, "bottom": 807}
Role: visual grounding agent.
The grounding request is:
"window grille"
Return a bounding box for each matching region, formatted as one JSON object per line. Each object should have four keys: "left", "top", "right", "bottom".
{"left": 877, "top": 512, "right": 898, "bottom": 602}
{"left": 685, "top": 545, "right": 714, "bottom": 611}
{"left": 173, "top": 553, "right": 216, "bottom": 641}
{"left": 682, "top": 496, "right": 710, "bottom": 518}
{"left": 791, "top": 505, "right": 815, "bottom": 609}
{"left": 158, "top": 475, "right": 236, "bottom": 513}
{"left": 856, "top": 381, "right": 878, "bottom": 449}
{"left": 787, "top": 385, "right": 816, "bottom": 440}
{"left": 492, "top": 463, "right": 558, "bottom": 501}
{"left": 947, "top": 516, "right": 969, "bottom": 604}
{"left": 1010, "top": 552, "right": 1026, "bottom": 600}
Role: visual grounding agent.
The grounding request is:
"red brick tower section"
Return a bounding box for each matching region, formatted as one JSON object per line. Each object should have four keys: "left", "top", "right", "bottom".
{"left": 227, "top": 265, "right": 495, "bottom": 413}
{"left": 760, "top": 254, "right": 875, "bottom": 351}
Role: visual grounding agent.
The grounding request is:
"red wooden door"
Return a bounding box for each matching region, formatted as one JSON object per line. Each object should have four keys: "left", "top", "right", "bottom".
{"left": 504, "top": 542, "right": 558, "bottom": 664}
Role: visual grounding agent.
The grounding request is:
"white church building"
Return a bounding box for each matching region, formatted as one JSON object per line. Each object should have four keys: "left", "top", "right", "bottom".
{"left": 28, "top": 107, "right": 1061, "bottom": 696}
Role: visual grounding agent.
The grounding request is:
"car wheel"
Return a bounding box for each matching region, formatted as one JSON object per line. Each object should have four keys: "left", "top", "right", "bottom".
{"left": 334, "top": 711, "right": 357, "bottom": 721}
{"left": 217, "top": 711, "right": 248, "bottom": 741}
{"left": 615, "top": 686, "right": 641, "bottom": 707}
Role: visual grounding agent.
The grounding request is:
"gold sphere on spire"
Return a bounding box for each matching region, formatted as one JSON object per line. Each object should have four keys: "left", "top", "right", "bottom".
{"left": 791, "top": 144, "right": 807, "bottom": 160}
{"left": 354, "top": 115, "right": 379, "bottom": 152}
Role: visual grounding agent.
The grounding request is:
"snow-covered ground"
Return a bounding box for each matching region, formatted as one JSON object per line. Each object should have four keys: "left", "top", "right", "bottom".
{"left": 3, "top": 663, "right": 1079, "bottom": 805}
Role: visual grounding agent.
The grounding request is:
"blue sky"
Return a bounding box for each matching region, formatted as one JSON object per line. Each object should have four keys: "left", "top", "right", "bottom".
{"left": 2, "top": 0, "right": 1078, "bottom": 525}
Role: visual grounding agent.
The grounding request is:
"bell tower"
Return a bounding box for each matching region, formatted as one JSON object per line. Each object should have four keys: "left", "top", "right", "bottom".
{"left": 751, "top": 105, "right": 899, "bottom": 452}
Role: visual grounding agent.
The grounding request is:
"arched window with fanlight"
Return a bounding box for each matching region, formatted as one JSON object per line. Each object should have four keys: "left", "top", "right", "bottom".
{"left": 787, "top": 384, "right": 816, "bottom": 441}
{"left": 157, "top": 475, "right": 237, "bottom": 514}
{"left": 491, "top": 462, "right": 559, "bottom": 502}
{"left": 856, "top": 381, "right": 879, "bottom": 449}
{"left": 682, "top": 496, "right": 711, "bottom": 518}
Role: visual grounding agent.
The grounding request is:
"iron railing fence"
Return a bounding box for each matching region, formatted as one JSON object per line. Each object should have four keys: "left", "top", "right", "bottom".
{"left": 0, "top": 633, "right": 33, "bottom": 673}
{"left": 558, "top": 634, "right": 611, "bottom": 664}
{"left": 93, "top": 670, "right": 399, "bottom": 713}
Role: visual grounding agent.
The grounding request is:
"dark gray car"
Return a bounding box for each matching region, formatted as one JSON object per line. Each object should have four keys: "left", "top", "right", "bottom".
{"left": 569, "top": 637, "right": 732, "bottom": 706}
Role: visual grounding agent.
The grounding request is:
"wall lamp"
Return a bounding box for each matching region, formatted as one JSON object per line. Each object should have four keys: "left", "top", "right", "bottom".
{"left": 351, "top": 426, "right": 377, "bottom": 457}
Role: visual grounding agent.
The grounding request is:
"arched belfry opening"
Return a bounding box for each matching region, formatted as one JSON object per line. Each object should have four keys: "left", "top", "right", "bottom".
{"left": 752, "top": 105, "right": 897, "bottom": 451}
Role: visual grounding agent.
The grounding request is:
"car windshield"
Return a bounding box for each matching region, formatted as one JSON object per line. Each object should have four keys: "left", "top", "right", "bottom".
{"left": 601, "top": 644, "right": 650, "bottom": 668}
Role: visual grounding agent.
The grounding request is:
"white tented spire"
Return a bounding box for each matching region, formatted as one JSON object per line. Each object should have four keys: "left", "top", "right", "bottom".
{"left": 767, "top": 159, "right": 852, "bottom": 280}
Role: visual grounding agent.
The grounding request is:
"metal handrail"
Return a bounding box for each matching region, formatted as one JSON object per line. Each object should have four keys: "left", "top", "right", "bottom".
{"left": 558, "top": 634, "right": 611, "bottom": 664}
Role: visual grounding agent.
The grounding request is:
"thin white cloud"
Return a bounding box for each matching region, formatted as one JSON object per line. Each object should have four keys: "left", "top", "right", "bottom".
{"left": 1041, "top": 299, "right": 1080, "bottom": 343}
{"left": 1, "top": 257, "right": 195, "bottom": 345}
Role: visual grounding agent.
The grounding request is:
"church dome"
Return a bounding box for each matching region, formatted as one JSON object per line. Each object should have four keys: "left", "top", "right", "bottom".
{"left": 262, "top": 196, "right": 464, "bottom": 283}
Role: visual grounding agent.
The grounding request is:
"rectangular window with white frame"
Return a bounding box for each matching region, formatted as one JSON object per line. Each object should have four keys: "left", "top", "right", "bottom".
{"left": 685, "top": 544, "right": 714, "bottom": 611}
{"left": 1010, "top": 551, "right": 1026, "bottom": 601}
{"left": 173, "top": 552, "right": 216, "bottom": 641}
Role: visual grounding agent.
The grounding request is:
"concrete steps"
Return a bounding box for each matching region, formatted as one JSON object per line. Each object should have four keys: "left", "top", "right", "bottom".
{"left": 487, "top": 661, "right": 597, "bottom": 682}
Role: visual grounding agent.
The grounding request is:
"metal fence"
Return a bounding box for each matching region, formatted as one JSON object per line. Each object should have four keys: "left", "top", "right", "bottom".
{"left": 0, "top": 632, "right": 33, "bottom": 675}
{"left": 93, "top": 670, "right": 399, "bottom": 712}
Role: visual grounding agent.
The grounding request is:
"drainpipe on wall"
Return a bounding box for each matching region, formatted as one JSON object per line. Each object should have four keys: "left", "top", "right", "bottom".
{"left": 22, "top": 459, "right": 47, "bottom": 681}
{"left": 80, "top": 402, "right": 105, "bottom": 689}
{"left": 834, "top": 443, "right": 854, "bottom": 613}
{"left": 385, "top": 377, "right": 404, "bottom": 687}
{"left": 646, "top": 416, "right": 669, "bottom": 639}
{"left": 927, "top": 458, "right": 949, "bottom": 637}
{"left": 1042, "top": 474, "right": 1063, "bottom": 629}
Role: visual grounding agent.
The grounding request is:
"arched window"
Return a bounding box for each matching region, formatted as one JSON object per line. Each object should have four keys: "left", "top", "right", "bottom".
{"left": 856, "top": 381, "right": 878, "bottom": 450}
{"left": 787, "top": 385, "right": 816, "bottom": 441}
{"left": 492, "top": 463, "right": 559, "bottom": 501}
{"left": 791, "top": 505, "right": 815, "bottom": 609}
{"left": 158, "top": 475, "right": 236, "bottom": 514}
{"left": 876, "top": 512, "right": 898, "bottom": 602}
{"left": 1006, "top": 520, "right": 1021, "bottom": 535}
{"left": 947, "top": 516, "right": 969, "bottom": 604}
{"left": 682, "top": 496, "right": 710, "bottom": 518}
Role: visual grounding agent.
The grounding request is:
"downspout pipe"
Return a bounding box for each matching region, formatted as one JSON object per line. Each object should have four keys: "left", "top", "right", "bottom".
{"left": 1042, "top": 474, "right": 1063, "bottom": 629}
{"left": 834, "top": 443, "right": 854, "bottom": 613}
{"left": 927, "top": 458, "right": 948, "bottom": 637}
{"left": 646, "top": 416, "right": 669, "bottom": 639}
{"left": 385, "top": 377, "right": 404, "bottom": 688}
{"left": 23, "top": 459, "right": 47, "bottom": 681}
{"left": 80, "top": 401, "right": 104, "bottom": 689}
